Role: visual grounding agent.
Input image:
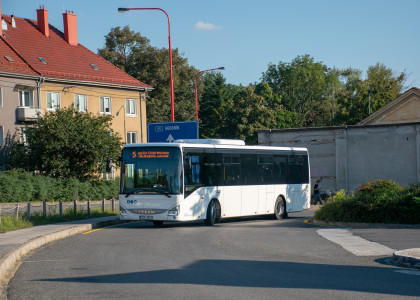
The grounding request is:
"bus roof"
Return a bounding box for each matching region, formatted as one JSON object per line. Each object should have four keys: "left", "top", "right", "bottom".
{"left": 123, "top": 140, "right": 308, "bottom": 153}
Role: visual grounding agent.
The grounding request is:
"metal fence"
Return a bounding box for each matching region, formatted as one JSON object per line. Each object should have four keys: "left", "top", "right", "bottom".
{"left": 0, "top": 198, "right": 119, "bottom": 224}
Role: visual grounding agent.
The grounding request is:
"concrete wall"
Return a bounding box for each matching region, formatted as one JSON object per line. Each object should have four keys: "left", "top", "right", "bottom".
{"left": 258, "top": 123, "right": 420, "bottom": 193}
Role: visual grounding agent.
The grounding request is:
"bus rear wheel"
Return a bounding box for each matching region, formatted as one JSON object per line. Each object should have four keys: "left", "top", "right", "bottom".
{"left": 205, "top": 200, "right": 217, "bottom": 226}
{"left": 274, "top": 198, "right": 287, "bottom": 220}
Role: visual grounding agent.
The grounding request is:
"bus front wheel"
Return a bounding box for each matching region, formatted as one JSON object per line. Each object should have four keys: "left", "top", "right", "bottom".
{"left": 205, "top": 200, "right": 217, "bottom": 226}
{"left": 274, "top": 198, "right": 287, "bottom": 220}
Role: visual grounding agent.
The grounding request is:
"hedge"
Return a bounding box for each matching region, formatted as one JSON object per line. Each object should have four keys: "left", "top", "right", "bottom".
{"left": 0, "top": 169, "right": 119, "bottom": 203}
{"left": 314, "top": 180, "right": 420, "bottom": 224}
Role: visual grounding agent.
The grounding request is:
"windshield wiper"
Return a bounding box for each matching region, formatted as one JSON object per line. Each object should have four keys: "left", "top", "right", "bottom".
{"left": 124, "top": 187, "right": 171, "bottom": 198}
{"left": 150, "top": 187, "right": 171, "bottom": 198}
{"left": 124, "top": 188, "right": 150, "bottom": 198}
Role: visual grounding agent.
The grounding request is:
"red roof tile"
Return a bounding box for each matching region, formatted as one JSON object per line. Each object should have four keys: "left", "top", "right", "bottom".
{"left": 0, "top": 15, "right": 152, "bottom": 89}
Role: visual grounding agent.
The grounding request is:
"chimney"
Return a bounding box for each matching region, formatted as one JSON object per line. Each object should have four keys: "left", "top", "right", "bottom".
{"left": 37, "top": 6, "right": 49, "bottom": 37}
{"left": 63, "top": 10, "right": 78, "bottom": 46}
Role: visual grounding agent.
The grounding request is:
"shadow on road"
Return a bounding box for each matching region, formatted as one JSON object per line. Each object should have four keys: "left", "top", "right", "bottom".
{"left": 38, "top": 259, "right": 419, "bottom": 297}
{"left": 115, "top": 210, "right": 318, "bottom": 230}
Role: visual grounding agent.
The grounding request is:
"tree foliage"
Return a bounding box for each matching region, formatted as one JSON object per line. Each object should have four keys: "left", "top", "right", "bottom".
{"left": 98, "top": 26, "right": 197, "bottom": 123}
{"left": 9, "top": 107, "right": 122, "bottom": 180}
{"left": 199, "top": 73, "right": 276, "bottom": 144}
{"left": 262, "top": 56, "right": 406, "bottom": 126}
{"left": 98, "top": 26, "right": 408, "bottom": 144}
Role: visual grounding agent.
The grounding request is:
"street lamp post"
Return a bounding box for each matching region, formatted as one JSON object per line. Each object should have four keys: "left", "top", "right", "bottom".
{"left": 194, "top": 67, "right": 225, "bottom": 121}
{"left": 118, "top": 7, "right": 175, "bottom": 122}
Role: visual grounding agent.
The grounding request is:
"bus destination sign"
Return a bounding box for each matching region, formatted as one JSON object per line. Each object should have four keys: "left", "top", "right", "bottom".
{"left": 132, "top": 151, "right": 170, "bottom": 159}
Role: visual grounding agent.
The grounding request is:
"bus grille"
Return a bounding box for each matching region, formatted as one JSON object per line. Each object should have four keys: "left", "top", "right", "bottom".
{"left": 128, "top": 209, "right": 167, "bottom": 215}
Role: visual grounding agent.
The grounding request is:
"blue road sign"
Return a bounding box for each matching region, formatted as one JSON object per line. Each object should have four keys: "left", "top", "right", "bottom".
{"left": 147, "top": 121, "right": 199, "bottom": 142}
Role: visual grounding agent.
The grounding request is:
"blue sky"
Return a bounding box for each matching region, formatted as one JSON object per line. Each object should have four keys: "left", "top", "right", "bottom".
{"left": 3, "top": 0, "right": 420, "bottom": 88}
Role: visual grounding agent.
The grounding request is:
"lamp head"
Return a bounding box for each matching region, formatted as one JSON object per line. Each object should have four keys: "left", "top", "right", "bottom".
{"left": 118, "top": 8, "right": 130, "bottom": 13}
{"left": 218, "top": 67, "right": 225, "bottom": 70}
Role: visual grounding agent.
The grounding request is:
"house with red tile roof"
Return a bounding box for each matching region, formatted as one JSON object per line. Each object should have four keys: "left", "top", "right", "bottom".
{"left": 0, "top": 5, "right": 152, "bottom": 176}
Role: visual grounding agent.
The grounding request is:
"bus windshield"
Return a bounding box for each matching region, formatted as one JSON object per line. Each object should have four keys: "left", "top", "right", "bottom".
{"left": 121, "top": 147, "right": 182, "bottom": 195}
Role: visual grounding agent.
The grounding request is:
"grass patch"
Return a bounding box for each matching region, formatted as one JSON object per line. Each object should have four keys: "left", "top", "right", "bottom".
{"left": 0, "top": 208, "right": 118, "bottom": 234}
{"left": 314, "top": 180, "right": 420, "bottom": 224}
{"left": 0, "top": 215, "right": 33, "bottom": 233}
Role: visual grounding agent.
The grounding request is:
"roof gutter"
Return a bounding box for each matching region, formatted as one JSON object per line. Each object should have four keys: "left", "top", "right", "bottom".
{"left": 41, "top": 76, "right": 154, "bottom": 91}
{"left": 0, "top": 71, "right": 153, "bottom": 91}
{"left": 0, "top": 71, "right": 42, "bottom": 80}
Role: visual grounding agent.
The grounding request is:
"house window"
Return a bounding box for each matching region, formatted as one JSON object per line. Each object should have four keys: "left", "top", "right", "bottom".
{"left": 102, "top": 169, "right": 115, "bottom": 180}
{"left": 126, "top": 131, "right": 137, "bottom": 144}
{"left": 0, "top": 126, "right": 3, "bottom": 147}
{"left": 100, "top": 97, "right": 111, "bottom": 114}
{"left": 19, "top": 90, "right": 33, "bottom": 107}
{"left": 75, "top": 94, "right": 87, "bottom": 112}
{"left": 47, "top": 92, "right": 60, "bottom": 110}
{"left": 126, "top": 99, "right": 137, "bottom": 116}
{"left": 0, "top": 87, "right": 3, "bottom": 107}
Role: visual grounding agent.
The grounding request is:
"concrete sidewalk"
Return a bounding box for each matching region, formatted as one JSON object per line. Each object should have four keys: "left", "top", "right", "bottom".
{"left": 0, "top": 216, "right": 121, "bottom": 299}
{"left": 312, "top": 219, "right": 420, "bottom": 269}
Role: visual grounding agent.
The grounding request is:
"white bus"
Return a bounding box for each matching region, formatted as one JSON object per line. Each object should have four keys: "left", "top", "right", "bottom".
{"left": 119, "top": 139, "right": 310, "bottom": 226}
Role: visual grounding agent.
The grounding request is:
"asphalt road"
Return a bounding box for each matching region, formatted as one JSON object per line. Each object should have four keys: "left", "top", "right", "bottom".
{"left": 8, "top": 210, "right": 420, "bottom": 299}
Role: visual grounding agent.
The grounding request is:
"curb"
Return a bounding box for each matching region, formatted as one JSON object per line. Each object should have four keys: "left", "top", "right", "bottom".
{"left": 393, "top": 249, "right": 420, "bottom": 269}
{"left": 311, "top": 219, "right": 420, "bottom": 229}
{"left": 0, "top": 217, "right": 123, "bottom": 299}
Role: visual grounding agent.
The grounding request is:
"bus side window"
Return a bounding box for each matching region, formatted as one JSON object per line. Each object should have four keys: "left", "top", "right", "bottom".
{"left": 258, "top": 155, "right": 274, "bottom": 184}
{"left": 222, "top": 154, "right": 241, "bottom": 185}
{"left": 273, "top": 155, "right": 288, "bottom": 184}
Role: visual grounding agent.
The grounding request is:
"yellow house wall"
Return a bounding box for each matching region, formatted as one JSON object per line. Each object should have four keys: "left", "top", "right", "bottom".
{"left": 39, "top": 82, "right": 147, "bottom": 144}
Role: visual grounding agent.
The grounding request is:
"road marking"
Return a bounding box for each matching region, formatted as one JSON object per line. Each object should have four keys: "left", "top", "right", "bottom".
{"left": 83, "top": 222, "right": 142, "bottom": 235}
{"left": 317, "top": 228, "right": 395, "bottom": 256}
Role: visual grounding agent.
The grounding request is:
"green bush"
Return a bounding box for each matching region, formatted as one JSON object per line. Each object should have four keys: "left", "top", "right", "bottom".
{"left": 0, "top": 169, "right": 119, "bottom": 203}
{"left": 314, "top": 180, "right": 420, "bottom": 224}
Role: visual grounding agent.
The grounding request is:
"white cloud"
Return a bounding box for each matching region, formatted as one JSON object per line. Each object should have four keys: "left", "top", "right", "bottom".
{"left": 195, "top": 21, "right": 222, "bottom": 30}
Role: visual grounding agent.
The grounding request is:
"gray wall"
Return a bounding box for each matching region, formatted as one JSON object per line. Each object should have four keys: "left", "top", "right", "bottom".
{"left": 258, "top": 123, "right": 420, "bottom": 193}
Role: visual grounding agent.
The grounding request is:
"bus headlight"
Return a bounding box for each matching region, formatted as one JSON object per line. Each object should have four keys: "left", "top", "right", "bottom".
{"left": 168, "top": 205, "right": 180, "bottom": 216}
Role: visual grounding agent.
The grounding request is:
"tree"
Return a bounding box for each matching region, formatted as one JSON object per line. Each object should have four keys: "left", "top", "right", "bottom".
{"left": 224, "top": 84, "right": 277, "bottom": 144}
{"left": 199, "top": 72, "right": 231, "bottom": 139}
{"left": 98, "top": 26, "right": 198, "bottom": 123}
{"left": 9, "top": 107, "right": 122, "bottom": 180}
{"left": 261, "top": 54, "right": 339, "bottom": 127}
{"left": 334, "top": 64, "right": 405, "bottom": 124}
{"left": 261, "top": 55, "right": 406, "bottom": 127}
{"left": 198, "top": 73, "right": 277, "bottom": 144}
